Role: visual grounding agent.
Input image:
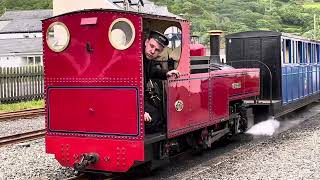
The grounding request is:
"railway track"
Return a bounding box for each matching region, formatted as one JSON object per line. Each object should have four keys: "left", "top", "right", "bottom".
{"left": 0, "top": 108, "right": 45, "bottom": 122}
{"left": 0, "top": 129, "right": 46, "bottom": 147}
{"left": 64, "top": 171, "right": 124, "bottom": 180}
{"left": 65, "top": 174, "right": 118, "bottom": 180}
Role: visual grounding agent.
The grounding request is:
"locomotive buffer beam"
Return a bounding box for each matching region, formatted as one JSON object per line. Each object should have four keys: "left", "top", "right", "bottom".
{"left": 74, "top": 153, "right": 99, "bottom": 171}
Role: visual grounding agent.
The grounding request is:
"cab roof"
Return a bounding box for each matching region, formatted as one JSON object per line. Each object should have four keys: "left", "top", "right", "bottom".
{"left": 43, "top": 8, "right": 187, "bottom": 23}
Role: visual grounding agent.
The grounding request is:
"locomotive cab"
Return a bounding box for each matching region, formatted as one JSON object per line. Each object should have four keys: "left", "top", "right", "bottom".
{"left": 142, "top": 17, "right": 184, "bottom": 134}
{"left": 137, "top": 14, "right": 191, "bottom": 167}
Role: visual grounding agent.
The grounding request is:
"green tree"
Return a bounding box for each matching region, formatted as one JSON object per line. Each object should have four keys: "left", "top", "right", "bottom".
{"left": 1, "top": 0, "right": 52, "bottom": 13}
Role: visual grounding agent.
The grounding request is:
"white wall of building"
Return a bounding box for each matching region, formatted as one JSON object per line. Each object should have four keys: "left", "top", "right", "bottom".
{"left": 0, "top": 55, "right": 43, "bottom": 67}
{"left": 53, "top": 0, "right": 119, "bottom": 16}
{"left": 0, "top": 33, "right": 42, "bottom": 39}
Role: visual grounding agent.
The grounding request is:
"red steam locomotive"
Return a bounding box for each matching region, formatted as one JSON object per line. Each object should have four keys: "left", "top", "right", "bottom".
{"left": 43, "top": 9, "right": 260, "bottom": 173}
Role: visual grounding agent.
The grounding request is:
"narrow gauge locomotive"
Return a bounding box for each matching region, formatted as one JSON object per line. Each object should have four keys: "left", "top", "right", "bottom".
{"left": 226, "top": 31, "right": 320, "bottom": 118}
{"left": 43, "top": 9, "right": 260, "bottom": 173}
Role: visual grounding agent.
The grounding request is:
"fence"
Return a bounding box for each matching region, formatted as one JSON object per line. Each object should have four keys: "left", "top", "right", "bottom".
{"left": 0, "top": 65, "right": 44, "bottom": 103}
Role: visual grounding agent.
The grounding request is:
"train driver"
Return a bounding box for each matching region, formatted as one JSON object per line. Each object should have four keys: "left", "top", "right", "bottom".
{"left": 143, "top": 31, "right": 180, "bottom": 133}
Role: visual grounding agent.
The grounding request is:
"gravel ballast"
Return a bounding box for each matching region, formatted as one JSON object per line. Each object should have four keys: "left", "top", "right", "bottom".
{"left": 0, "top": 139, "right": 74, "bottom": 180}
{"left": 1, "top": 105, "right": 320, "bottom": 179}
{"left": 156, "top": 111, "right": 320, "bottom": 179}
{"left": 0, "top": 116, "right": 44, "bottom": 137}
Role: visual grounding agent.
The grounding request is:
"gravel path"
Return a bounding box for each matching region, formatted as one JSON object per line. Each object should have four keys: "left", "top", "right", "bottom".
{"left": 0, "top": 116, "right": 73, "bottom": 180}
{"left": 152, "top": 111, "right": 320, "bottom": 180}
{"left": 0, "top": 116, "right": 44, "bottom": 137}
{"left": 0, "top": 139, "right": 74, "bottom": 180}
{"left": 185, "top": 118, "right": 320, "bottom": 180}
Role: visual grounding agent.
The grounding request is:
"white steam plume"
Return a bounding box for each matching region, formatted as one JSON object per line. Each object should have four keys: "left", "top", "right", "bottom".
{"left": 246, "top": 117, "right": 280, "bottom": 136}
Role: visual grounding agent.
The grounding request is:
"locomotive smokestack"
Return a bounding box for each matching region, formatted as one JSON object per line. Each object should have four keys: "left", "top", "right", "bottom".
{"left": 208, "top": 30, "right": 223, "bottom": 63}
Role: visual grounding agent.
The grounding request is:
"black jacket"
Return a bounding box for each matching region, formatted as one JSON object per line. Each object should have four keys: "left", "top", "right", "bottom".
{"left": 143, "top": 56, "right": 167, "bottom": 85}
{"left": 143, "top": 56, "right": 167, "bottom": 133}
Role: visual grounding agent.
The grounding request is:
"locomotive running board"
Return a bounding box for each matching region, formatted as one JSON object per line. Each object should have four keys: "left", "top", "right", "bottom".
{"left": 144, "top": 133, "right": 166, "bottom": 145}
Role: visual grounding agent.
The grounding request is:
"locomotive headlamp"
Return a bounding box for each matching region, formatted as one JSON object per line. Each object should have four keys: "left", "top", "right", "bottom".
{"left": 109, "top": 18, "right": 135, "bottom": 50}
{"left": 46, "top": 22, "right": 70, "bottom": 52}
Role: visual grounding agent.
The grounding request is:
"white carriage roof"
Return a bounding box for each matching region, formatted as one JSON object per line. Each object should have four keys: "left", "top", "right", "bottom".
{"left": 0, "top": 38, "right": 42, "bottom": 55}
{"left": 226, "top": 30, "right": 320, "bottom": 43}
{"left": 281, "top": 33, "right": 320, "bottom": 43}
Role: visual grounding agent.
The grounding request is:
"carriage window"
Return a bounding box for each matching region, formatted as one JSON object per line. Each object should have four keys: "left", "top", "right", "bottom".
{"left": 304, "top": 43, "right": 307, "bottom": 63}
{"left": 315, "top": 44, "right": 320, "bottom": 62}
{"left": 109, "top": 18, "right": 135, "bottom": 50}
{"left": 310, "top": 44, "right": 315, "bottom": 63}
{"left": 46, "top": 22, "right": 70, "bottom": 52}
{"left": 307, "top": 43, "right": 311, "bottom": 63}
{"left": 292, "top": 41, "right": 296, "bottom": 64}
{"left": 313, "top": 44, "right": 316, "bottom": 63}
{"left": 298, "top": 42, "right": 302, "bottom": 63}
{"left": 284, "top": 40, "right": 291, "bottom": 64}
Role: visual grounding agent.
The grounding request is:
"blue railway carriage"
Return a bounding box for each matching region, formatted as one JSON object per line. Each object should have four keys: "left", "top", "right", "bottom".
{"left": 225, "top": 31, "right": 320, "bottom": 118}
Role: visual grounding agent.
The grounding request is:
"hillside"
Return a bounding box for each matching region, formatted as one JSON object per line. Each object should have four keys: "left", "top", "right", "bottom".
{"left": 1, "top": 0, "right": 320, "bottom": 41}
{"left": 0, "top": 0, "right": 52, "bottom": 14}
{"left": 152, "top": 0, "right": 320, "bottom": 42}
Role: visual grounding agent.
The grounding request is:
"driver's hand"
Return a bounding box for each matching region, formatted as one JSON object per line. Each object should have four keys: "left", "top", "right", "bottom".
{"left": 166, "top": 70, "right": 180, "bottom": 79}
{"left": 144, "top": 112, "right": 152, "bottom": 123}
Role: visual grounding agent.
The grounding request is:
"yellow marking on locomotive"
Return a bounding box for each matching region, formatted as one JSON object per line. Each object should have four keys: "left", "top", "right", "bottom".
{"left": 232, "top": 82, "right": 242, "bottom": 89}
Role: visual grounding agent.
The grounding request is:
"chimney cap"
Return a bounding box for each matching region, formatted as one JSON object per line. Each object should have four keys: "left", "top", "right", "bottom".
{"left": 208, "top": 30, "right": 223, "bottom": 36}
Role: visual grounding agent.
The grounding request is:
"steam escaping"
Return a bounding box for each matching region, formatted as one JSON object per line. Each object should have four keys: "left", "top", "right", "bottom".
{"left": 245, "top": 103, "right": 320, "bottom": 137}
{"left": 246, "top": 117, "right": 280, "bottom": 136}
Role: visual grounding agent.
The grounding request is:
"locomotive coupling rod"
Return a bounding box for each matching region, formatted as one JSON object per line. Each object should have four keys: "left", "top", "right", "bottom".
{"left": 74, "top": 153, "right": 99, "bottom": 171}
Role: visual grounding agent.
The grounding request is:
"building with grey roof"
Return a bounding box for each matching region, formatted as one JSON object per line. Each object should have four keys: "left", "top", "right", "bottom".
{"left": 0, "top": 38, "right": 42, "bottom": 67}
{"left": 0, "top": 9, "right": 52, "bottom": 36}
{"left": 0, "top": 9, "right": 52, "bottom": 67}
{"left": 0, "top": 1, "right": 177, "bottom": 67}
{"left": 0, "top": 9, "right": 52, "bottom": 20}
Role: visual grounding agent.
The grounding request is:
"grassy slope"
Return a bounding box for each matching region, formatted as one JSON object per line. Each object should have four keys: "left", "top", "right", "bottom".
{"left": 0, "top": 100, "right": 44, "bottom": 113}
{"left": 303, "top": 2, "right": 320, "bottom": 9}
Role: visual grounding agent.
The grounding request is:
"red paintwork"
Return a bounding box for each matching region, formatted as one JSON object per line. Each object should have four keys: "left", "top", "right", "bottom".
{"left": 211, "top": 68, "right": 260, "bottom": 100}
{"left": 167, "top": 79, "right": 190, "bottom": 133}
{"left": 211, "top": 75, "right": 229, "bottom": 123}
{"left": 190, "top": 44, "right": 206, "bottom": 56}
{"left": 44, "top": 11, "right": 145, "bottom": 172}
{"left": 48, "top": 88, "right": 139, "bottom": 135}
{"left": 176, "top": 22, "right": 191, "bottom": 74}
{"left": 46, "top": 136, "right": 144, "bottom": 172}
{"left": 43, "top": 9, "right": 260, "bottom": 173}
{"left": 167, "top": 69, "right": 260, "bottom": 138}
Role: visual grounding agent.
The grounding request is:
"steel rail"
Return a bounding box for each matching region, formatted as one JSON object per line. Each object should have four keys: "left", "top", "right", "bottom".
{"left": 0, "top": 108, "right": 45, "bottom": 121}
{"left": 0, "top": 129, "right": 46, "bottom": 146}
{"left": 64, "top": 174, "right": 118, "bottom": 180}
